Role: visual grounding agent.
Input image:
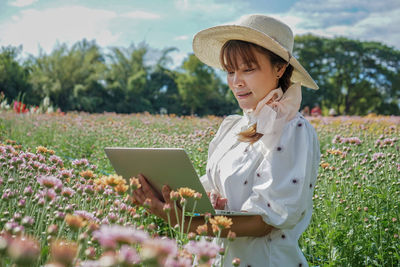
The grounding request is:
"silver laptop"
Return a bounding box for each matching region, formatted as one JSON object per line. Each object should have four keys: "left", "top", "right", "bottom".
{"left": 104, "top": 147, "right": 259, "bottom": 216}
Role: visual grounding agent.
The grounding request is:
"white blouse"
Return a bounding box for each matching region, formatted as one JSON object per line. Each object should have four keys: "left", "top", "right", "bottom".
{"left": 200, "top": 84, "right": 320, "bottom": 267}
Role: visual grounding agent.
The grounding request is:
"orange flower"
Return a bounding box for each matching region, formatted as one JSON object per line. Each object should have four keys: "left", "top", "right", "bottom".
{"left": 209, "top": 216, "right": 232, "bottom": 232}
{"left": 178, "top": 187, "right": 196, "bottom": 199}
{"left": 65, "top": 214, "right": 86, "bottom": 231}
{"left": 80, "top": 170, "right": 95, "bottom": 179}
{"left": 6, "top": 139, "right": 16, "bottom": 144}
{"left": 129, "top": 177, "right": 141, "bottom": 190}
{"left": 321, "top": 162, "right": 330, "bottom": 169}
{"left": 196, "top": 224, "right": 208, "bottom": 236}
{"left": 94, "top": 178, "right": 105, "bottom": 186}
{"left": 102, "top": 174, "right": 126, "bottom": 187}
{"left": 36, "top": 146, "right": 48, "bottom": 154}
{"left": 114, "top": 183, "right": 129, "bottom": 195}
{"left": 327, "top": 149, "right": 342, "bottom": 156}
{"left": 13, "top": 145, "right": 22, "bottom": 150}
{"left": 50, "top": 240, "right": 78, "bottom": 266}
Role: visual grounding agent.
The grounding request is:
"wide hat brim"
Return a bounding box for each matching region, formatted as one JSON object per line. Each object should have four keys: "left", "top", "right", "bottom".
{"left": 193, "top": 25, "right": 319, "bottom": 90}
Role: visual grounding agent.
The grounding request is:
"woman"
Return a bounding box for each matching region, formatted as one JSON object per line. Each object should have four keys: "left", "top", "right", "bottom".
{"left": 134, "top": 14, "right": 320, "bottom": 266}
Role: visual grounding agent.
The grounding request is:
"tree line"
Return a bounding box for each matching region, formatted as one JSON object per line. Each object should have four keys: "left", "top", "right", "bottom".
{"left": 1, "top": 35, "right": 399, "bottom": 116}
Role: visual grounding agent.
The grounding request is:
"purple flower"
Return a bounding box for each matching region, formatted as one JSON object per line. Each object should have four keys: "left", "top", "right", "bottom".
{"left": 7, "top": 236, "right": 40, "bottom": 265}
{"left": 39, "top": 189, "right": 57, "bottom": 201}
{"left": 164, "top": 256, "right": 193, "bottom": 267}
{"left": 118, "top": 245, "right": 141, "bottom": 265}
{"left": 23, "top": 186, "right": 33, "bottom": 196}
{"left": 55, "top": 211, "right": 66, "bottom": 220}
{"left": 18, "top": 199, "right": 26, "bottom": 207}
{"left": 372, "top": 152, "right": 385, "bottom": 161}
{"left": 107, "top": 212, "right": 118, "bottom": 223}
{"left": 92, "top": 225, "right": 149, "bottom": 250}
{"left": 61, "top": 187, "right": 76, "bottom": 198}
{"left": 37, "top": 175, "right": 62, "bottom": 189}
{"left": 10, "top": 156, "right": 24, "bottom": 166}
{"left": 74, "top": 210, "right": 100, "bottom": 223}
{"left": 141, "top": 238, "right": 179, "bottom": 266}
{"left": 184, "top": 239, "right": 220, "bottom": 264}
{"left": 49, "top": 155, "right": 63, "bottom": 166}
{"left": 59, "top": 169, "right": 73, "bottom": 179}
{"left": 77, "top": 260, "right": 102, "bottom": 267}
{"left": 21, "top": 216, "right": 35, "bottom": 226}
{"left": 72, "top": 158, "right": 89, "bottom": 167}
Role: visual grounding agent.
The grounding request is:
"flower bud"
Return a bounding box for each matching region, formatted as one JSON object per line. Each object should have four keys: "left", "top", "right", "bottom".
{"left": 163, "top": 203, "right": 171, "bottom": 213}
{"left": 227, "top": 230, "right": 236, "bottom": 242}
{"left": 232, "top": 257, "right": 241, "bottom": 266}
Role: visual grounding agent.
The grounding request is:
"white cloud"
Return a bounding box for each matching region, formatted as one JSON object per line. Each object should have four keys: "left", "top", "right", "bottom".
{"left": 169, "top": 50, "right": 188, "bottom": 68}
{"left": 0, "top": 6, "right": 120, "bottom": 55}
{"left": 173, "top": 0, "right": 236, "bottom": 14}
{"left": 174, "top": 35, "right": 189, "bottom": 41}
{"left": 272, "top": 0, "right": 400, "bottom": 49}
{"left": 121, "top": 11, "right": 161, "bottom": 19}
{"left": 8, "top": 0, "right": 38, "bottom": 7}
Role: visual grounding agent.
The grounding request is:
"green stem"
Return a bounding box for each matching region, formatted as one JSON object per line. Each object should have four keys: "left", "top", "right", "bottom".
{"left": 166, "top": 212, "right": 174, "bottom": 238}
{"left": 220, "top": 242, "right": 230, "bottom": 267}
{"left": 173, "top": 200, "right": 180, "bottom": 232}
{"left": 186, "top": 200, "right": 197, "bottom": 235}
{"left": 180, "top": 201, "right": 186, "bottom": 240}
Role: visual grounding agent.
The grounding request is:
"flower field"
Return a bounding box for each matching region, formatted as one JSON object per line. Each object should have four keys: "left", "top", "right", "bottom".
{"left": 0, "top": 111, "right": 399, "bottom": 266}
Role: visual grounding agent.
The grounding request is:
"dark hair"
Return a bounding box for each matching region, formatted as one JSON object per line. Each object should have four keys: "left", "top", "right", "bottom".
{"left": 219, "top": 40, "right": 294, "bottom": 144}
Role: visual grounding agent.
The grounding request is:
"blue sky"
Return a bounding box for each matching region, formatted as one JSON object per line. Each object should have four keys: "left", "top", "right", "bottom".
{"left": 0, "top": 0, "right": 399, "bottom": 68}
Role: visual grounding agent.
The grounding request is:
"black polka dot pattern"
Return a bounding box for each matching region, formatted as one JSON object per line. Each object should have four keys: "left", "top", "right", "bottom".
{"left": 256, "top": 173, "right": 261, "bottom": 177}
{"left": 298, "top": 123, "right": 303, "bottom": 127}
{"left": 244, "top": 180, "right": 248, "bottom": 185}
{"left": 292, "top": 178, "right": 298, "bottom": 184}
{"left": 277, "top": 146, "right": 282, "bottom": 151}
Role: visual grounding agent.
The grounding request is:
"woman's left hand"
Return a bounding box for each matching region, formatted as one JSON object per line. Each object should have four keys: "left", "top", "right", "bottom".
{"left": 132, "top": 174, "right": 181, "bottom": 225}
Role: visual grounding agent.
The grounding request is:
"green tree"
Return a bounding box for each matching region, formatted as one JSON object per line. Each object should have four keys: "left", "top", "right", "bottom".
{"left": 146, "top": 47, "right": 182, "bottom": 115}
{"left": 29, "top": 39, "right": 106, "bottom": 112}
{"left": 105, "top": 43, "right": 151, "bottom": 113}
{"left": 176, "top": 54, "right": 235, "bottom": 116}
{"left": 0, "top": 46, "right": 35, "bottom": 104}
{"left": 295, "top": 35, "right": 400, "bottom": 115}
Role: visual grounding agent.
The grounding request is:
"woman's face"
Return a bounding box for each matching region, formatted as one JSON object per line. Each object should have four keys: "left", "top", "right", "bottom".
{"left": 226, "top": 48, "right": 281, "bottom": 110}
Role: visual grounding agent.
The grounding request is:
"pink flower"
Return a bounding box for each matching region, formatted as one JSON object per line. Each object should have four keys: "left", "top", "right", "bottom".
{"left": 7, "top": 236, "right": 40, "bottom": 265}
{"left": 37, "top": 175, "right": 63, "bottom": 189}
{"left": 164, "top": 256, "right": 193, "bottom": 267}
{"left": 61, "top": 187, "right": 75, "bottom": 198}
{"left": 372, "top": 152, "right": 385, "bottom": 161}
{"left": 184, "top": 239, "right": 220, "bottom": 264}
{"left": 92, "top": 225, "right": 149, "bottom": 250}
{"left": 118, "top": 245, "right": 141, "bottom": 265}
{"left": 59, "top": 169, "right": 73, "bottom": 179}
{"left": 49, "top": 155, "right": 63, "bottom": 167}
{"left": 72, "top": 158, "right": 89, "bottom": 167}
{"left": 77, "top": 260, "right": 102, "bottom": 267}
{"left": 74, "top": 210, "right": 100, "bottom": 223}
{"left": 141, "top": 238, "right": 179, "bottom": 266}
{"left": 21, "top": 216, "right": 35, "bottom": 226}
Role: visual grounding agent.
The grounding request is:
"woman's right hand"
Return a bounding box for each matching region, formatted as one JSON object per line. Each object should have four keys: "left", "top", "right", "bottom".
{"left": 207, "top": 190, "right": 227, "bottom": 210}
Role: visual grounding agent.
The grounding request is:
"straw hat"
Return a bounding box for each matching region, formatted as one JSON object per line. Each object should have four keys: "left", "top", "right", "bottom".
{"left": 193, "top": 14, "right": 319, "bottom": 90}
